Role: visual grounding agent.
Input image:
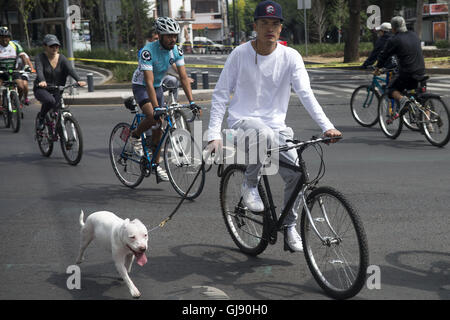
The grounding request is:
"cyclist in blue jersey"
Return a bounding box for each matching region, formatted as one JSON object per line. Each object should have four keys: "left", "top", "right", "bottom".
{"left": 130, "top": 17, "right": 200, "bottom": 181}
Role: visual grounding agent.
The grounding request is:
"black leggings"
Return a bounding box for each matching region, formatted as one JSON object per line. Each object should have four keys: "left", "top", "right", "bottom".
{"left": 34, "top": 87, "right": 61, "bottom": 118}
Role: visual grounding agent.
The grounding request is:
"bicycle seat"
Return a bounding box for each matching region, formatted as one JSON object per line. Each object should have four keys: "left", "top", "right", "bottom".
{"left": 162, "top": 83, "right": 178, "bottom": 92}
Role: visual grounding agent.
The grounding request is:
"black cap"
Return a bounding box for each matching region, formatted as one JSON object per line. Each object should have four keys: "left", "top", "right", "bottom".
{"left": 254, "top": 1, "right": 283, "bottom": 22}
{"left": 43, "top": 34, "right": 61, "bottom": 46}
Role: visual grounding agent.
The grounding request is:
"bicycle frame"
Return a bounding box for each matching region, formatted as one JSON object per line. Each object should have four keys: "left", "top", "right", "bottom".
{"left": 260, "top": 140, "right": 341, "bottom": 245}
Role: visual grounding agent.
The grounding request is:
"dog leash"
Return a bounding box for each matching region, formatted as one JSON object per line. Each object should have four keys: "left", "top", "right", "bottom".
{"left": 147, "top": 158, "right": 206, "bottom": 233}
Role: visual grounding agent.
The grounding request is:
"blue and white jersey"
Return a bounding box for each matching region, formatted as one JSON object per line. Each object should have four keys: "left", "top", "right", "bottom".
{"left": 132, "top": 40, "right": 185, "bottom": 87}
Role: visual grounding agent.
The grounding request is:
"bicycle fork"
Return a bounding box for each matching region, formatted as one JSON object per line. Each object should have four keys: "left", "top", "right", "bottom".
{"left": 296, "top": 186, "right": 342, "bottom": 247}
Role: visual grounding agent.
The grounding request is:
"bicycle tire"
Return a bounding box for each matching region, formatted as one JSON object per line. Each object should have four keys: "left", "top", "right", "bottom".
{"left": 300, "top": 186, "right": 369, "bottom": 300}
{"left": 109, "top": 122, "right": 145, "bottom": 188}
{"left": 164, "top": 128, "right": 205, "bottom": 199}
{"left": 9, "top": 90, "right": 21, "bottom": 133}
{"left": 60, "top": 114, "right": 83, "bottom": 165}
{"left": 378, "top": 93, "right": 403, "bottom": 139}
{"left": 220, "top": 164, "right": 270, "bottom": 256}
{"left": 419, "top": 97, "right": 450, "bottom": 147}
{"left": 2, "top": 91, "right": 10, "bottom": 128}
{"left": 35, "top": 112, "right": 54, "bottom": 157}
{"left": 350, "top": 85, "right": 380, "bottom": 127}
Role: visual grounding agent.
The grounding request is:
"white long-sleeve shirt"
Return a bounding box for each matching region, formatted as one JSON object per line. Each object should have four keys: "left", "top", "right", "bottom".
{"left": 207, "top": 41, "right": 335, "bottom": 141}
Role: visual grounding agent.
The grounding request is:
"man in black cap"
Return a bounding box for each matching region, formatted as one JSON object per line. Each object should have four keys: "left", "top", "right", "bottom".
{"left": 206, "top": 1, "right": 341, "bottom": 252}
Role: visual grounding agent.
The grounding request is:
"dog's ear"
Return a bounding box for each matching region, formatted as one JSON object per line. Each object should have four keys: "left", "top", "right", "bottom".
{"left": 123, "top": 218, "right": 130, "bottom": 225}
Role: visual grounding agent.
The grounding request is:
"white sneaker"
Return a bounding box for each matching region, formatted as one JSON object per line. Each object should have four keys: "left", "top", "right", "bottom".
{"left": 241, "top": 182, "right": 264, "bottom": 212}
{"left": 129, "top": 135, "right": 143, "bottom": 157}
{"left": 284, "top": 226, "right": 303, "bottom": 252}
{"left": 155, "top": 166, "right": 169, "bottom": 182}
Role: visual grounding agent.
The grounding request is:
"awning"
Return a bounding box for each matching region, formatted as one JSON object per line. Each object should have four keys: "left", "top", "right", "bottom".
{"left": 192, "top": 23, "right": 222, "bottom": 30}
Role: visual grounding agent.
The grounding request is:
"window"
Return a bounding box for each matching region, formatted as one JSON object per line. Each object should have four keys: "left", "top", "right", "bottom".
{"left": 191, "top": 0, "right": 219, "bottom": 14}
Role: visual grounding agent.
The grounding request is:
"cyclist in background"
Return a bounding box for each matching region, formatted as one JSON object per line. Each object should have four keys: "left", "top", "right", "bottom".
{"left": 0, "top": 27, "right": 32, "bottom": 103}
{"left": 34, "top": 34, "right": 86, "bottom": 130}
{"left": 206, "top": 0, "right": 341, "bottom": 252}
{"left": 376, "top": 16, "right": 426, "bottom": 119}
{"left": 13, "top": 42, "right": 34, "bottom": 105}
{"left": 130, "top": 17, "right": 200, "bottom": 181}
{"left": 362, "top": 22, "right": 396, "bottom": 70}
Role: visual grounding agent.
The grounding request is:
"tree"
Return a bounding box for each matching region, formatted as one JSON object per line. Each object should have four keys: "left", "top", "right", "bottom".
{"left": 344, "top": 0, "right": 361, "bottom": 63}
{"left": 311, "top": 0, "right": 327, "bottom": 43}
{"left": 16, "top": 0, "right": 37, "bottom": 48}
{"left": 415, "top": 0, "right": 424, "bottom": 39}
{"left": 329, "top": 0, "right": 348, "bottom": 44}
{"left": 448, "top": 0, "right": 450, "bottom": 44}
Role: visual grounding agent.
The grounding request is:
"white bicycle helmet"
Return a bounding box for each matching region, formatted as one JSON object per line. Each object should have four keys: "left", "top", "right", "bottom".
{"left": 154, "top": 17, "right": 180, "bottom": 35}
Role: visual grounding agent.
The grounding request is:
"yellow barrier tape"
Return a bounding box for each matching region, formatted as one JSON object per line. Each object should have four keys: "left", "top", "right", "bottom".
{"left": 69, "top": 56, "right": 450, "bottom": 69}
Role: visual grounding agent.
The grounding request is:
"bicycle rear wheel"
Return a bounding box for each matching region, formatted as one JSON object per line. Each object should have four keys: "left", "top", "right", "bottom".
{"left": 419, "top": 97, "right": 450, "bottom": 147}
{"left": 350, "top": 85, "right": 380, "bottom": 127}
{"left": 35, "top": 112, "right": 54, "bottom": 157}
{"left": 378, "top": 93, "right": 403, "bottom": 139}
{"left": 220, "top": 164, "right": 270, "bottom": 256}
{"left": 300, "top": 186, "right": 369, "bottom": 300}
{"left": 60, "top": 114, "right": 83, "bottom": 165}
{"left": 9, "top": 90, "right": 21, "bottom": 133}
{"left": 109, "top": 122, "right": 145, "bottom": 188}
{"left": 164, "top": 128, "right": 205, "bottom": 199}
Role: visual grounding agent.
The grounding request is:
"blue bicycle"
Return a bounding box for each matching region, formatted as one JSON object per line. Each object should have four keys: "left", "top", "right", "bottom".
{"left": 350, "top": 67, "right": 394, "bottom": 127}
{"left": 109, "top": 94, "right": 205, "bottom": 199}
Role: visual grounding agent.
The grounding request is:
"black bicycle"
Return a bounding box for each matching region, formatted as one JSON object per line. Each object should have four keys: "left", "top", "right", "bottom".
{"left": 219, "top": 136, "right": 369, "bottom": 299}
{"left": 35, "top": 83, "right": 83, "bottom": 165}
{"left": 0, "top": 69, "right": 28, "bottom": 133}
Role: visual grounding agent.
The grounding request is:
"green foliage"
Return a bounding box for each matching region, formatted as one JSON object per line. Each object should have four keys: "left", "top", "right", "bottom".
{"left": 435, "top": 40, "right": 450, "bottom": 49}
{"left": 290, "top": 42, "right": 373, "bottom": 57}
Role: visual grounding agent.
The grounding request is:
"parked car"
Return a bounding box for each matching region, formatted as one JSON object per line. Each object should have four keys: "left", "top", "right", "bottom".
{"left": 193, "top": 37, "right": 225, "bottom": 53}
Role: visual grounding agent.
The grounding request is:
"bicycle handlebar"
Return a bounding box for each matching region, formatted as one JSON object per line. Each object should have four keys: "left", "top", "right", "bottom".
{"left": 43, "top": 83, "right": 81, "bottom": 91}
{"left": 153, "top": 103, "right": 202, "bottom": 122}
{"left": 273, "top": 135, "right": 343, "bottom": 153}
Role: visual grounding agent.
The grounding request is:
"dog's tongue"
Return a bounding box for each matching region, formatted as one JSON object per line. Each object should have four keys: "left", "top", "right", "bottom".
{"left": 135, "top": 252, "right": 147, "bottom": 266}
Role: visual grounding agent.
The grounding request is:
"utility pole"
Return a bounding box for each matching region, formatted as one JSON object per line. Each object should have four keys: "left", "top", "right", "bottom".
{"left": 63, "top": 0, "right": 74, "bottom": 68}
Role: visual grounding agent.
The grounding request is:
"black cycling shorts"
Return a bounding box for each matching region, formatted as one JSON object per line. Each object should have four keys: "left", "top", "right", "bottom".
{"left": 132, "top": 84, "right": 163, "bottom": 108}
{"left": 387, "top": 73, "right": 422, "bottom": 98}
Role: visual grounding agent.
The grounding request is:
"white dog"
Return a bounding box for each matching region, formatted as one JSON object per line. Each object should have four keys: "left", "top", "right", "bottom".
{"left": 76, "top": 210, "right": 148, "bottom": 298}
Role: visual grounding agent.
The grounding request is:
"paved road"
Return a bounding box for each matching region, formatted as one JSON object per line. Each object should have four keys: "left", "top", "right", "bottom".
{"left": 0, "top": 71, "right": 449, "bottom": 301}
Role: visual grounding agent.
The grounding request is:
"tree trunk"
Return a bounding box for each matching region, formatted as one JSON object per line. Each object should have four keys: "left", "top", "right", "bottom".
{"left": 132, "top": 0, "right": 144, "bottom": 48}
{"left": 415, "top": 0, "right": 424, "bottom": 39}
{"left": 344, "top": 0, "right": 361, "bottom": 63}
{"left": 448, "top": 0, "right": 450, "bottom": 43}
{"left": 380, "top": 0, "right": 395, "bottom": 23}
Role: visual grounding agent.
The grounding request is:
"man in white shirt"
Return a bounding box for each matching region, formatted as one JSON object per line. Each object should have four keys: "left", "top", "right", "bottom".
{"left": 206, "top": 0, "right": 341, "bottom": 252}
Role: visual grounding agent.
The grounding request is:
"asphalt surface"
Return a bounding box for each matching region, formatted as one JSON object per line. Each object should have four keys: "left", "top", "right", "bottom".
{"left": 0, "top": 68, "right": 449, "bottom": 301}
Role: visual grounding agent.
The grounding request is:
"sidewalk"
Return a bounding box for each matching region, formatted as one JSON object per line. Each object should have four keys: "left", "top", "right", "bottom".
{"left": 63, "top": 87, "right": 215, "bottom": 105}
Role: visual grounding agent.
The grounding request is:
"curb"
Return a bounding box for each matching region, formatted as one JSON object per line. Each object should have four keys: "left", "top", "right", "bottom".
{"left": 65, "top": 90, "right": 215, "bottom": 105}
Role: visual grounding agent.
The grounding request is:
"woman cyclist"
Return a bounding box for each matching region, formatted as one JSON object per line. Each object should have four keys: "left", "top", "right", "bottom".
{"left": 34, "top": 34, "right": 86, "bottom": 130}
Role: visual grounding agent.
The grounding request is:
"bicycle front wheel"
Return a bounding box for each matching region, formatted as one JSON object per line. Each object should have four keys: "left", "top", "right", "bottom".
{"left": 220, "top": 164, "right": 270, "bottom": 256}
{"left": 60, "top": 114, "right": 83, "bottom": 165}
{"left": 300, "top": 186, "right": 369, "bottom": 300}
{"left": 378, "top": 93, "right": 403, "bottom": 139}
{"left": 9, "top": 90, "right": 21, "bottom": 133}
{"left": 419, "top": 97, "right": 450, "bottom": 147}
{"left": 350, "top": 85, "right": 380, "bottom": 127}
{"left": 164, "top": 128, "right": 205, "bottom": 199}
{"left": 109, "top": 122, "right": 145, "bottom": 188}
{"left": 35, "top": 112, "right": 54, "bottom": 157}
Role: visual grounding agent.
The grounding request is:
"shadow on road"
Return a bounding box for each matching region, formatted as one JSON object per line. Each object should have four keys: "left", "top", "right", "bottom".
{"left": 383, "top": 250, "right": 450, "bottom": 299}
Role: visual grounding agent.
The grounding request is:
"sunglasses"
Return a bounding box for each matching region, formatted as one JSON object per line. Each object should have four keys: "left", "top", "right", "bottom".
{"left": 48, "top": 44, "right": 60, "bottom": 48}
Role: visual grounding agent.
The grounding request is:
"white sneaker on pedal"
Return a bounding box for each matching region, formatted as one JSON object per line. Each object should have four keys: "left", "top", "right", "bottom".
{"left": 129, "top": 135, "right": 143, "bottom": 157}
{"left": 240, "top": 182, "right": 264, "bottom": 212}
{"left": 155, "top": 166, "right": 169, "bottom": 182}
{"left": 284, "top": 226, "right": 303, "bottom": 252}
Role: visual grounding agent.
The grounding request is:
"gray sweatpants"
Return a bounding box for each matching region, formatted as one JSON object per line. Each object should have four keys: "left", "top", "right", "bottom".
{"left": 230, "top": 118, "right": 302, "bottom": 227}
